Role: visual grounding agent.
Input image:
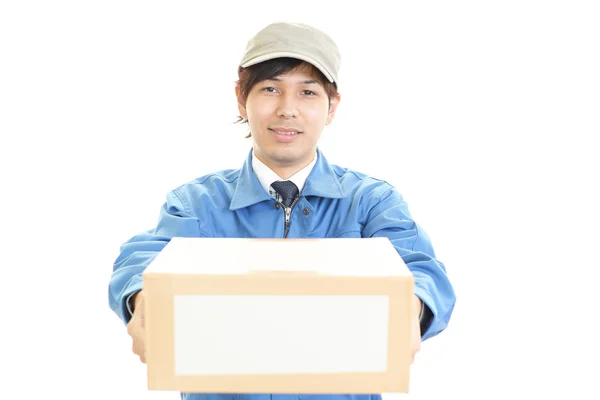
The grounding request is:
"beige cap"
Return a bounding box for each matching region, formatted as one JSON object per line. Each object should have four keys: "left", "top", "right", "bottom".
{"left": 239, "top": 22, "right": 341, "bottom": 84}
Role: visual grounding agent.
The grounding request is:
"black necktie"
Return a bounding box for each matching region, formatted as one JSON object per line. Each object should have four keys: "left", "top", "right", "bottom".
{"left": 271, "top": 180, "right": 299, "bottom": 207}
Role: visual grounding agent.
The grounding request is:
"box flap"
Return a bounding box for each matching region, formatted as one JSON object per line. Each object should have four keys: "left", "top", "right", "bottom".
{"left": 143, "top": 237, "right": 410, "bottom": 277}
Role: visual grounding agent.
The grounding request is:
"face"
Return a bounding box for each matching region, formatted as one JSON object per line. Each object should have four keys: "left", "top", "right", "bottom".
{"left": 237, "top": 67, "right": 340, "bottom": 174}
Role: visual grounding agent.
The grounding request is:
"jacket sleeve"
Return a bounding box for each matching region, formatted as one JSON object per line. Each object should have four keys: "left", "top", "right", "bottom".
{"left": 362, "top": 186, "right": 456, "bottom": 341}
{"left": 108, "top": 189, "right": 205, "bottom": 325}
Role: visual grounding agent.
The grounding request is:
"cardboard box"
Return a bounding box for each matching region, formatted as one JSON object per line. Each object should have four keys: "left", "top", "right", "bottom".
{"left": 143, "top": 237, "right": 415, "bottom": 394}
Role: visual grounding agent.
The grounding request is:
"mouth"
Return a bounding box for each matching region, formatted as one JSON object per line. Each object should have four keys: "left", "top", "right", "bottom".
{"left": 269, "top": 128, "right": 303, "bottom": 143}
{"left": 269, "top": 128, "right": 302, "bottom": 136}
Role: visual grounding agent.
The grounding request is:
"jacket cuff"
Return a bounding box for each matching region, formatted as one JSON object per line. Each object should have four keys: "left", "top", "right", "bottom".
{"left": 121, "top": 278, "right": 143, "bottom": 325}
{"left": 414, "top": 289, "right": 435, "bottom": 338}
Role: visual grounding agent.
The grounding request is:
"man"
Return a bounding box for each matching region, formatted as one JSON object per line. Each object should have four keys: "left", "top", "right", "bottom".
{"left": 109, "top": 21, "right": 456, "bottom": 400}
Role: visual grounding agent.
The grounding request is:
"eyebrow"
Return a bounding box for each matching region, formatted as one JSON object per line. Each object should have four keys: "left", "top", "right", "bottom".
{"left": 266, "top": 78, "right": 320, "bottom": 85}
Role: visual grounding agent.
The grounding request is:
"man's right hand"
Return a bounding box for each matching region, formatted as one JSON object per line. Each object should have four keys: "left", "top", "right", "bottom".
{"left": 126, "top": 290, "right": 146, "bottom": 363}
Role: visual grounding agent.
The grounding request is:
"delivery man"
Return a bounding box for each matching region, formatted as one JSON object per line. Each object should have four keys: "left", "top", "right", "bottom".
{"left": 108, "top": 21, "right": 456, "bottom": 400}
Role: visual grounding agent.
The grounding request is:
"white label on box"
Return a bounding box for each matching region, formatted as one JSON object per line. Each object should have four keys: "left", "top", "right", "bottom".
{"left": 173, "top": 295, "right": 389, "bottom": 375}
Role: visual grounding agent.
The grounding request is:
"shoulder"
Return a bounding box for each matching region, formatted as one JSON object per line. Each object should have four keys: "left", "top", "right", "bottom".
{"left": 168, "top": 168, "right": 241, "bottom": 212}
{"left": 330, "top": 162, "right": 401, "bottom": 201}
{"left": 188, "top": 168, "right": 240, "bottom": 187}
{"left": 328, "top": 162, "right": 413, "bottom": 221}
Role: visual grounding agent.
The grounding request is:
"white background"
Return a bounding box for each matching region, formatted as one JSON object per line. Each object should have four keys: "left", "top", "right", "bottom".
{"left": 1, "top": 1, "right": 598, "bottom": 399}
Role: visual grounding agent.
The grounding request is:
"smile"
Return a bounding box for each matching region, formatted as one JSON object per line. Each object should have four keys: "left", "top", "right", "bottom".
{"left": 269, "top": 128, "right": 303, "bottom": 143}
{"left": 269, "top": 128, "right": 302, "bottom": 135}
{"left": 274, "top": 131, "right": 299, "bottom": 135}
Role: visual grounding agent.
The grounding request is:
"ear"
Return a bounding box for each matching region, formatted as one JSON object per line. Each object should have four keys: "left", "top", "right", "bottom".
{"left": 325, "top": 93, "right": 341, "bottom": 126}
{"left": 235, "top": 85, "right": 248, "bottom": 120}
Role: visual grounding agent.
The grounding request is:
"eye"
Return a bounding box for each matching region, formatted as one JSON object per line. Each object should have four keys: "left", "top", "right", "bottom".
{"left": 302, "top": 90, "right": 316, "bottom": 96}
{"left": 262, "top": 87, "right": 278, "bottom": 93}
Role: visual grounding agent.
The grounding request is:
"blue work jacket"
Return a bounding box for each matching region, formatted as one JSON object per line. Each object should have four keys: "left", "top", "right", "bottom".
{"left": 109, "top": 148, "right": 456, "bottom": 400}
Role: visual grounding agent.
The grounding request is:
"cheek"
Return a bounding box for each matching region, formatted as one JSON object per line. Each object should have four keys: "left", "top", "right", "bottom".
{"left": 304, "top": 103, "right": 330, "bottom": 125}
{"left": 247, "top": 100, "right": 273, "bottom": 124}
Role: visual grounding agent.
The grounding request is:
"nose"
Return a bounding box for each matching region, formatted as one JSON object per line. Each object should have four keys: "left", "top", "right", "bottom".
{"left": 276, "top": 93, "right": 298, "bottom": 119}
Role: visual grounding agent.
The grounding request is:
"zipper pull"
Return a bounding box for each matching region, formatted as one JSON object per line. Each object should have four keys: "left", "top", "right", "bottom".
{"left": 285, "top": 206, "right": 291, "bottom": 224}
{"left": 283, "top": 197, "right": 298, "bottom": 239}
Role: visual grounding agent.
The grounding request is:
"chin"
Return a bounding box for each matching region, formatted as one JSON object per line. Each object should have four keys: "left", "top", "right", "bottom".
{"left": 268, "top": 148, "right": 306, "bottom": 163}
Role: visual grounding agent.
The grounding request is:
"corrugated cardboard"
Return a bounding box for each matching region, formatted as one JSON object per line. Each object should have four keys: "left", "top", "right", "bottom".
{"left": 143, "top": 237, "right": 415, "bottom": 394}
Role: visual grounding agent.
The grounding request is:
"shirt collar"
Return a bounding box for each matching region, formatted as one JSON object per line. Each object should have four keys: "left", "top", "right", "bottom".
{"left": 251, "top": 149, "right": 317, "bottom": 197}
{"left": 229, "top": 148, "right": 346, "bottom": 210}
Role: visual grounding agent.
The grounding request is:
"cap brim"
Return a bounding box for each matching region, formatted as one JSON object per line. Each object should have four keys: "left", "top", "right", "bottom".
{"left": 240, "top": 51, "right": 335, "bottom": 83}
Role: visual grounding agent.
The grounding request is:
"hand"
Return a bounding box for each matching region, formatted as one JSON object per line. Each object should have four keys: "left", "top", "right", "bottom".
{"left": 126, "top": 290, "right": 147, "bottom": 363}
{"left": 411, "top": 295, "right": 422, "bottom": 364}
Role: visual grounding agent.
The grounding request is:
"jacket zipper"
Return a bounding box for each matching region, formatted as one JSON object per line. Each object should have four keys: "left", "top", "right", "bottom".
{"left": 283, "top": 197, "right": 299, "bottom": 238}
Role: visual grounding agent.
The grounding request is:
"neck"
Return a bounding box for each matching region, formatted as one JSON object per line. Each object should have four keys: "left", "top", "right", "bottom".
{"left": 253, "top": 150, "right": 315, "bottom": 180}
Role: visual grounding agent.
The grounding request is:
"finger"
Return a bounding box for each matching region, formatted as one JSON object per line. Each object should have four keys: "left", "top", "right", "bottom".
{"left": 134, "top": 345, "right": 147, "bottom": 364}
{"left": 132, "top": 341, "right": 141, "bottom": 357}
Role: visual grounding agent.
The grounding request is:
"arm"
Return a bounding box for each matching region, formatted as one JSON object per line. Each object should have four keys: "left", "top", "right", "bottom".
{"left": 363, "top": 186, "right": 456, "bottom": 341}
{"left": 108, "top": 189, "right": 204, "bottom": 325}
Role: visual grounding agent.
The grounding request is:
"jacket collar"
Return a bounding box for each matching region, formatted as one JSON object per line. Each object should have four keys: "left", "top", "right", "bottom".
{"left": 229, "top": 148, "right": 346, "bottom": 210}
